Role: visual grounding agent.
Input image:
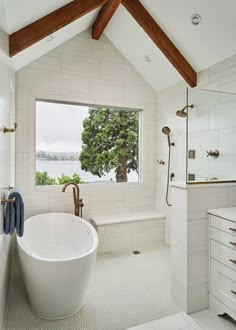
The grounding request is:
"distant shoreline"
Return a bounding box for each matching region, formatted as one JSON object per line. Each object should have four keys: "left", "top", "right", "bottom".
{"left": 36, "top": 159, "right": 138, "bottom": 183}
{"left": 36, "top": 157, "right": 79, "bottom": 161}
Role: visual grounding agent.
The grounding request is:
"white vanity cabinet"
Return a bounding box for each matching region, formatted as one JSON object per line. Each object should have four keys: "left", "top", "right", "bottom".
{"left": 208, "top": 207, "right": 236, "bottom": 320}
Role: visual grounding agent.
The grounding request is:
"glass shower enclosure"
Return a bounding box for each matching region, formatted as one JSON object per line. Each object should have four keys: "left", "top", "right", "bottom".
{"left": 186, "top": 88, "right": 236, "bottom": 183}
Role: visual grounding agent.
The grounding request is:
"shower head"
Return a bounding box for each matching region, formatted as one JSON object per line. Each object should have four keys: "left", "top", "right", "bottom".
{"left": 162, "top": 126, "right": 174, "bottom": 147}
{"left": 176, "top": 109, "right": 188, "bottom": 118}
{"left": 176, "top": 104, "right": 194, "bottom": 118}
{"left": 162, "top": 126, "right": 171, "bottom": 135}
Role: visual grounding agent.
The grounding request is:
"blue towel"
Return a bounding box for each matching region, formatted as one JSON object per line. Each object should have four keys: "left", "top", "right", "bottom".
{"left": 4, "top": 187, "right": 24, "bottom": 237}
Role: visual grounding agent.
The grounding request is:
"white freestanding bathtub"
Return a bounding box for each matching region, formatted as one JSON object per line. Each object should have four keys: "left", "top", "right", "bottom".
{"left": 17, "top": 212, "right": 98, "bottom": 319}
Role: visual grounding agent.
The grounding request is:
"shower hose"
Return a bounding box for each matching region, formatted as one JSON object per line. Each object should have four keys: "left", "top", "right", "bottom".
{"left": 165, "top": 144, "right": 172, "bottom": 207}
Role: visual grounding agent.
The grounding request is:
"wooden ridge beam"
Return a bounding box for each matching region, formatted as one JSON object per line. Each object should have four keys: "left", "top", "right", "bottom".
{"left": 122, "top": 0, "right": 197, "bottom": 87}
{"left": 92, "top": 0, "right": 122, "bottom": 40}
{"left": 9, "top": 0, "right": 108, "bottom": 57}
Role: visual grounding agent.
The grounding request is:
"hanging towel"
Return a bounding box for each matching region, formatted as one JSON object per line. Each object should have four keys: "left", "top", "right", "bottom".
{"left": 4, "top": 187, "right": 24, "bottom": 237}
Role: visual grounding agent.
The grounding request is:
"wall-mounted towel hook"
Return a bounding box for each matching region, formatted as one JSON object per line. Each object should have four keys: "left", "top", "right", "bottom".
{"left": 3, "top": 123, "right": 17, "bottom": 134}
{"left": 3, "top": 186, "right": 14, "bottom": 191}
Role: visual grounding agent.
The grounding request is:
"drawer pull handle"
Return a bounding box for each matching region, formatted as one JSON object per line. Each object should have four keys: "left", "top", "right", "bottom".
{"left": 229, "top": 228, "right": 236, "bottom": 232}
{"left": 229, "top": 242, "right": 236, "bottom": 246}
{"left": 231, "top": 290, "right": 236, "bottom": 295}
{"left": 229, "top": 259, "right": 236, "bottom": 264}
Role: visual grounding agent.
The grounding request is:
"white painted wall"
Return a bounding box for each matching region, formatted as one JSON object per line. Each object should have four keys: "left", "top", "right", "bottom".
{"left": 156, "top": 54, "right": 236, "bottom": 244}
{"left": 0, "top": 31, "right": 15, "bottom": 328}
{"left": 15, "top": 30, "right": 157, "bottom": 221}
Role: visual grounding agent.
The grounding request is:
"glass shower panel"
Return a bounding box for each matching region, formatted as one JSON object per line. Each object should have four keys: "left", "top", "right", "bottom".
{"left": 187, "top": 88, "right": 236, "bottom": 182}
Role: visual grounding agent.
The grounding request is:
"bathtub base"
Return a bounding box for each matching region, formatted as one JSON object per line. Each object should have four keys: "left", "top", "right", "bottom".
{"left": 30, "top": 301, "right": 86, "bottom": 320}
{"left": 18, "top": 245, "right": 96, "bottom": 320}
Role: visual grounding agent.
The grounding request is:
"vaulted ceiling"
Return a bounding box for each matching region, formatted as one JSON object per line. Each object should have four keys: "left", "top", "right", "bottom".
{"left": 0, "top": 0, "right": 236, "bottom": 91}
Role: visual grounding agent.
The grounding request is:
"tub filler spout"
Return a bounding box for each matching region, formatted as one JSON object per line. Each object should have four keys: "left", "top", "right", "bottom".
{"left": 62, "top": 182, "right": 84, "bottom": 217}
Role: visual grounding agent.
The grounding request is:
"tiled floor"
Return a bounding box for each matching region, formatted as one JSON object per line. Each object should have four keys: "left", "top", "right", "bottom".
{"left": 6, "top": 244, "right": 181, "bottom": 329}
{"left": 127, "top": 309, "right": 236, "bottom": 330}
{"left": 127, "top": 312, "right": 201, "bottom": 329}
{"left": 191, "top": 309, "right": 236, "bottom": 330}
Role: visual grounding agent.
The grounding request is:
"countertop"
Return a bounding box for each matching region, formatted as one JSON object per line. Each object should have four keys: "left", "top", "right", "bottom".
{"left": 208, "top": 207, "right": 236, "bottom": 222}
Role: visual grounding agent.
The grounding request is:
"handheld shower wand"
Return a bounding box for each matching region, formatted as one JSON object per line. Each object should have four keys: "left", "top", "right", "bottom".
{"left": 162, "top": 126, "right": 175, "bottom": 147}
{"left": 161, "top": 126, "right": 174, "bottom": 207}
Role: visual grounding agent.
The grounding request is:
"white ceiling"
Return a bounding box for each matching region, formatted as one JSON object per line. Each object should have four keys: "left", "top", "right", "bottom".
{"left": 11, "top": 10, "right": 100, "bottom": 71}
{"left": 104, "top": 5, "right": 182, "bottom": 91}
{"left": 0, "top": 0, "right": 236, "bottom": 91}
{"left": 0, "top": 0, "right": 74, "bottom": 34}
{"left": 137, "top": 0, "right": 236, "bottom": 72}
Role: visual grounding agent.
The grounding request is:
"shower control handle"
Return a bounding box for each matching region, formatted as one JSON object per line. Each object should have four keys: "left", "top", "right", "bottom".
{"left": 206, "top": 150, "right": 219, "bottom": 158}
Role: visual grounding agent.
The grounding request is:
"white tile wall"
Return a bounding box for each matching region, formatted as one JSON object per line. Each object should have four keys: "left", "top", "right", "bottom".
{"left": 28, "top": 51, "right": 61, "bottom": 72}
{"left": 187, "top": 284, "right": 209, "bottom": 313}
{"left": 187, "top": 67, "right": 236, "bottom": 181}
{"left": 0, "top": 28, "right": 8, "bottom": 56}
{"left": 15, "top": 30, "right": 157, "bottom": 222}
{"left": 156, "top": 54, "right": 236, "bottom": 245}
{"left": 100, "top": 60, "right": 134, "bottom": 82}
{"left": 17, "top": 67, "right": 50, "bottom": 91}
{"left": 187, "top": 187, "right": 228, "bottom": 220}
{"left": 156, "top": 84, "right": 187, "bottom": 244}
{"left": 96, "top": 217, "right": 165, "bottom": 253}
{"left": 14, "top": 27, "right": 236, "bottom": 318}
{"left": 61, "top": 53, "right": 99, "bottom": 77}
{"left": 0, "top": 57, "right": 15, "bottom": 328}
{"left": 171, "top": 183, "right": 236, "bottom": 314}
{"left": 187, "top": 219, "right": 209, "bottom": 253}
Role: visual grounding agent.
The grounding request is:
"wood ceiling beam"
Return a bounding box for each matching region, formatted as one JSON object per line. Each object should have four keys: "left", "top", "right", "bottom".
{"left": 122, "top": 0, "right": 197, "bottom": 87}
{"left": 92, "top": 0, "right": 122, "bottom": 40}
{"left": 9, "top": 0, "right": 109, "bottom": 57}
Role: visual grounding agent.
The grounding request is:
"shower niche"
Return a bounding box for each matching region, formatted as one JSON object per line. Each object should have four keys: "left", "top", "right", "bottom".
{"left": 186, "top": 88, "right": 236, "bottom": 183}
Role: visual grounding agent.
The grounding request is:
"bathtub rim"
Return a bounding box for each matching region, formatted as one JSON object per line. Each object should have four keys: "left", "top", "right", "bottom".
{"left": 17, "top": 212, "right": 98, "bottom": 263}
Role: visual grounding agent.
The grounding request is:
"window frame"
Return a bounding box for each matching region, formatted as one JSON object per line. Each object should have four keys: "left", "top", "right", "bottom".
{"left": 34, "top": 98, "right": 143, "bottom": 188}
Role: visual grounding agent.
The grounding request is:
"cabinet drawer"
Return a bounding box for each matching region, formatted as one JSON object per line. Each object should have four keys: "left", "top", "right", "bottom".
{"left": 211, "top": 239, "right": 236, "bottom": 271}
{"left": 210, "top": 258, "right": 236, "bottom": 313}
{"left": 211, "top": 227, "right": 236, "bottom": 251}
{"left": 210, "top": 215, "right": 236, "bottom": 236}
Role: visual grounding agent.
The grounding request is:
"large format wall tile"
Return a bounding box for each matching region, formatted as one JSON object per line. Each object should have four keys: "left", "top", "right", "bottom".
{"left": 0, "top": 56, "right": 14, "bottom": 329}
{"left": 15, "top": 30, "right": 157, "bottom": 223}
{"left": 156, "top": 55, "right": 236, "bottom": 246}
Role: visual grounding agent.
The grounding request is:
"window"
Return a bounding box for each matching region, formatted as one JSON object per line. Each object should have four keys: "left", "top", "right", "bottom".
{"left": 35, "top": 100, "right": 140, "bottom": 185}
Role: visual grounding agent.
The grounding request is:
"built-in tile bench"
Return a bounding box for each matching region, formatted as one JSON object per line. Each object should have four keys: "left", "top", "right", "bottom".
{"left": 91, "top": 212, "right": 165, "bottom": 253}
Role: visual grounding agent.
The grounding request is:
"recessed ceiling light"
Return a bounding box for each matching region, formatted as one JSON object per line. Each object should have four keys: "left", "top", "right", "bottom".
{"left": 191, "top": 14, "right": 202, "bottom": 25}
{"left": 46, "top": 35, "right": 54, "bottom": 42}
{"left": 144, "top": 55, "right": 151, "bottom": 62}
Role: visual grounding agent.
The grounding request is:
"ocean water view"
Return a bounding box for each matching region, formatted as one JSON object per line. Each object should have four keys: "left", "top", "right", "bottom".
{"left": 36, "top": 101, "right": 139, "bottom": 184}
{"left": 36, "top": 160, "right": 138, "bottom": 183}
